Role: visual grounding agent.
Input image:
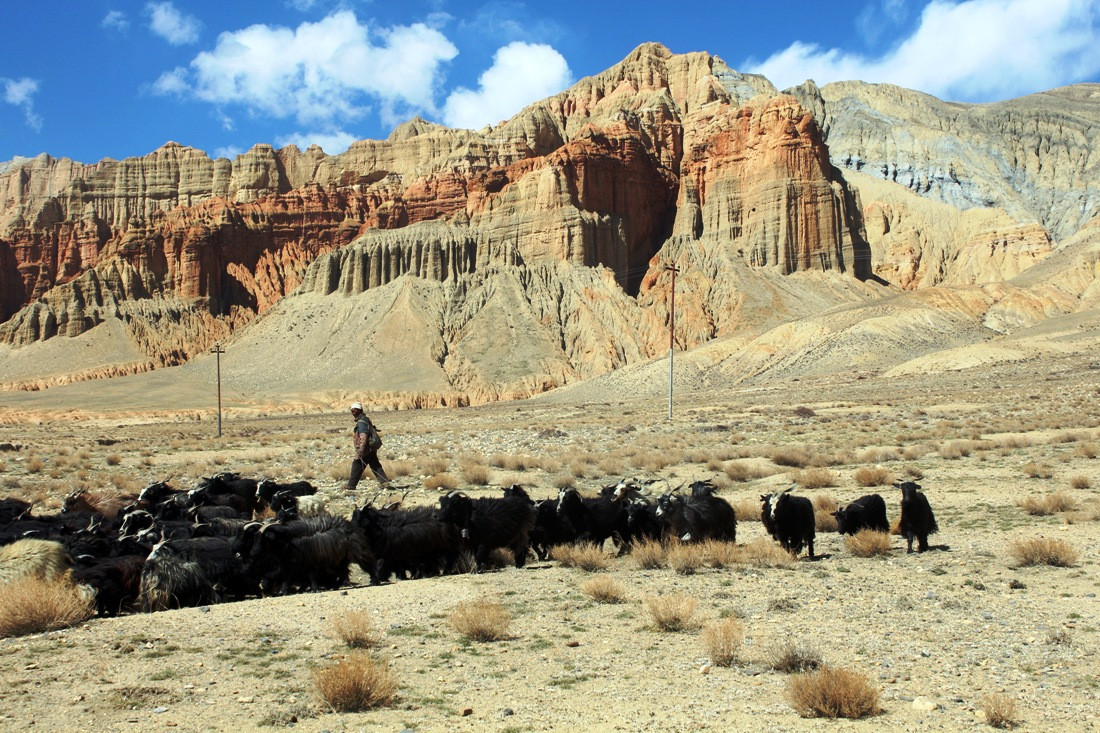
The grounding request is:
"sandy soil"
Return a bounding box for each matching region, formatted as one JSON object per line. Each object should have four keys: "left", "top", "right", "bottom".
{"left": 0, "top": 351, "right": 1098, "bottom": 732}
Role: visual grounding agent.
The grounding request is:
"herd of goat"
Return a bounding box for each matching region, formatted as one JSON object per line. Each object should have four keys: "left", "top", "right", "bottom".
{"left": 0, "top": 473, "right": 938, "bottom": 618}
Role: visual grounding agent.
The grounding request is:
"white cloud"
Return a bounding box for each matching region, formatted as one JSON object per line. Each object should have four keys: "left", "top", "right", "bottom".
{"left": 146, "top": 2, "right": 201, "bottom": 45}
{"left": 3, "top": 77, "right": 42, "bottom": 131}
{"left": 442, "top": 42, "right": 572, "bottom": 129}
{"left": 102, "top": 10, "right": 129, "bottom": 32}
{"left": 156, "top": 11, "right": 457, "bottom": 129}
{"left": 213, "top": 145, "right": 244, "bottom": 160}
{"left": 275, "top": 129, "right": 358, "bottom": 154}
{"left": 746, "top": 0, "right": 1100, "bottom": 101}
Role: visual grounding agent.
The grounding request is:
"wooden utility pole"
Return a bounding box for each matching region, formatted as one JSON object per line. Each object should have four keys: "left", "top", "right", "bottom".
{"left": 211, "top": 342, "right": 225, "bottom": 438}
{"left": 665, "top": 263, "right": 679, "bottom": 420}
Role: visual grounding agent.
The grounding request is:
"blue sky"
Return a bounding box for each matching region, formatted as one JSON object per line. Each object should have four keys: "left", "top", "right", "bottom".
{"left": 2, "top": 0, "right": 1098, "bottom": 164}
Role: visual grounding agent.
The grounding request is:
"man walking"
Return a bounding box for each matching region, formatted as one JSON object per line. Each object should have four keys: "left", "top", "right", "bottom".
{"left": 344, "top": 402, "right": 390, "bottom": 490}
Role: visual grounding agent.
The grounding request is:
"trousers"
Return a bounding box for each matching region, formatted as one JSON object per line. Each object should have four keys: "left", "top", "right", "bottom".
{"left": 346, "top": 452, "right": 390, "bottom": 489}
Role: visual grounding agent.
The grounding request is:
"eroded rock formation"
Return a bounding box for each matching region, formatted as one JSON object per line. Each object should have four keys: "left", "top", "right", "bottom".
{"left": 0, "top": 42, "right": 1097, "bottom": 400}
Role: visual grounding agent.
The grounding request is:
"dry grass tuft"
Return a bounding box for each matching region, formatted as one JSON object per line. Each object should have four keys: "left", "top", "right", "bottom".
{"left": 792, "top": 405, "right": 816, "bottom": 418}
{"left": 630, "top": 539, "right": 667, "bottom": 569}
{"left": 1008, "top": 538, "right": 1078, "bottom": 567}
{"left": 1073, "top": 442, "right": 1098, "bottom": 459}
{"left": 25, "top": 456, "right": 44, "bottom": 474}
{"left": 1069, "top": 474, "right": 1091, "bottom": 490}
{"left": 0, "top": 575, "right": 95, "bottom": 638}
{"left": 787, "top": 665, "right": 881, "bottom": 719}
{"left": 723, "top": 461, "right": 756, "bottom": 483}
{"left": 701, "top": 617, "right": 745, "bottom": 667}
{"left": 418, "top": 457, "right": 450, "bottom": 475}
{"left": 312, "top": 652, "right": 397, "bottom": 712}
{"left": 552, "top": 473, "right": 576, "bottom": 490}
{"left": 1018, "top": 491, "right": 1078, "bottom": 516}
{"left": 813, "top": 495, "right": 838, "bottom": 513}
{"left": 550, "top": 543, "right": 610, "bottom": 572}
{"left": 768, "top": 640, "right": 823, "bottom": 673}
{"left": 423, "top": 473, "right": 458, "bottom": 491}
{"left": 644, "top": 593, "right": 699, "bottom": 632}
{"left": 329, "top": 610, "right": 380, "bottom": 649}
{"left": 794, "top": 468, "right": 838, "bottom": 489}
{"left": 580, "top": 575, "right": 626, "bottom": 604}
{"left": 853, "top": 466, "right": 892, "bottom": 487}
{"left": 815, "top": 510, "right": 838, "bottom": 533}
{"left": 939, "top": 440, "right": 974, "bottom": 459}
{"left": 666, "top": 542, "right": 706, "bottom": 575}
{"left": 698, "top": 540, "right": 739, "bottom": 568}
{"left": 981, "top": 693, "right": 1019, "bottom": 729}
{"left": 734, "top": 539, "right": 796, "bottom": 568}
{"left": 1021, "top": 461, "right": 1054, "bottom": 479}
{"left": 769, "top": 446, "right": 813, "bottom": 468}
{"left": 730, "top": 496, "right": 762, "bottom": 522}
{"left": 449, "top": 600, "right": 511, "bottom": 641}
{"left": 845, "top": 530, "right": 892, "bottom": 557}
{"left": 105, "top": 453, "right": 122, "bottom": 466}
{"left": 387, "top": 460, "right": 415, "bottom": 478}
{"left": 459, "top": 463, "right": 491, "bottom": 486}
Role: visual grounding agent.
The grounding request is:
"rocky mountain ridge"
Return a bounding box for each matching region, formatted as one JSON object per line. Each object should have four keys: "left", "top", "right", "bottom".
{"left": 0, "top": 43, "right": 1097, "bottom": 402}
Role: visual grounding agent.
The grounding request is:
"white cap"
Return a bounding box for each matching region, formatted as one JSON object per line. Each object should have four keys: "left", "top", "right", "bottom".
{"left": 350, "top": 402, "right": 363, "bottom": 411}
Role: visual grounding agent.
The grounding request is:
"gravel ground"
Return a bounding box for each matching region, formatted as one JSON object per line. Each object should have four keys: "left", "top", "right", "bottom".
{"left": 0, "top": 353, "right": 1098, "bottom": 732}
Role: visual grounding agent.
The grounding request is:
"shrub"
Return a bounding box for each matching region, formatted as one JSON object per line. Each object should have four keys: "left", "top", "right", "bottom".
{"left": 1073, "top": 442, "right": 1098, "bottom": 459}
{"left": 1008, "top": 538, "right": 1078, "bottom": 567}
{"left": 787, "top": 665, "right": 881, "bottom": 719}
{"left": 312, "top": 653, "right": 397, "bottom": 712}
{"left": 794, "top": 468, "right": 837, "bottom": 489}
{"left": 1069, "top": 475, "right": 1091, "bottom": 490}
{"left": 449, "top": 600, "right": 511, "bottom": 641}
{"left": 730, "top": 497, "right": 761, "bottom": 522}
{"left": 981, "top": 693, "right": 1019, "bottom": 729}
{"left": 845, "top": 530, "right": 891, "bottom": 557}
{"left": 1021, "top": 461, "right": 1054, "bottom": 479}
{"left": 666, "top": 542, "right": 705, "bottom": 575}
{"left": 723, "top": 461, "right": 755, "bottom": 482}
{"left": 938, "top": 441, "right": 972, "bottom": 459}
{"left": 459, "top": 463, "right": 491, "bottom": 486}
{"left": 423, "top": 473, "right": 458, "bottom": 491}
{"left": 853, "top": 466, "right": 891, "bottom": 487}
{"left": 769, "top": 446, "right": 812, "bottom": 468}
{"left": 855, "top": 447, "right": 901, "bottom": 463}
{"left": 580, "top": 575, "right": 625, "bottom": 604}
{"left": 105, "top": 453, "right": 122, "bottom": 466}
{"left": 734, "top": 539, "right": 796, "bottom": 568}
{"left": 387, "top": 460, "right": 415, "bottom": 478}
{"left": 1018, "top": 491, "right": 1078, "bottom": 516}
{"left": 25, "top": 457, "right": 44, "bottom": 474}
{"left": 768, "top": 640, "right": 823, "bottom": 673}
{"left": 630, "top": 539, "right": 666, "bottom": 569}
{"left": 0, "top": 575, "right": 95, "bottom": 638}
{"left": 813, "top": 495, "right": 838, "bottom": 513}
{"left": 701, "top": 617, "right": 744, "bottom": 667}
{"left": 419, "top": 457, "right": 450, "bottom": 475}
{"left": 329, "top": 610, "right": 380, "bottom": 649}
{"left": 644, "top": 593, "right": 698, "bottom": 632}
{"left": 792, "top": 406, "right": 816, "bottom": 418}
{"left": 815, "top": 510, "right": 838, "bottom": 533}
{"left": 550, "top": 543, "right": 609, "bottom": 572}
{"left": 552, "top": 473, "right": 576, "bottom": 490}
{"left": 699, "top": 540, "right": 739, "bottom": 568}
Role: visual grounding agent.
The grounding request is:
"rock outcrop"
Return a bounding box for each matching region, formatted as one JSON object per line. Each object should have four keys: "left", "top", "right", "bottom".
{"left": 0, "top": 43, "right": 1097, "bottom": 400}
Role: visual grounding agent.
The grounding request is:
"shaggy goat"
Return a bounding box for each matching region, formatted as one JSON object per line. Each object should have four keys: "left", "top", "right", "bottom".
{"left": 895, "top": 480, "right": 939, "bottom": 553}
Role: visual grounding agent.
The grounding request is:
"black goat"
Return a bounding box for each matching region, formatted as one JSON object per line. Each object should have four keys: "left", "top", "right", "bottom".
{"left": 761, "top": 489, "right": 815, "bottom": 558}
{"left": 256, "top": 478, "right": 316, "bottom": 508}
{"left": 530, "top": 498, "right": 576, "bottom": 560}
{"left": 243, "top": 516, "right": 375, "bottom": 594}
{"left": 832, "top": 494, "right": 889, "bottom": 535}
{"left": 352, "top": 505, "right": 460, "bottom": 582}
{"left": 438, "top": 491, "right": 533, "bottom": 570}
{"left": 655, "top": 483, "right": 736, "bottom": 543}
{"left": 73, "top": 555, "right": 145, "bottom": 617}
{"left": 556, "top": 488, "right": 627, "bottom": 550}
{"left": 895, "top": 480, "right": 938, "bottom": 553}
{"left": 0, "top": 498, "right": 32, "bottom": 524}
{"left": 623, "top": 499, "right": 664, "bottom": 549}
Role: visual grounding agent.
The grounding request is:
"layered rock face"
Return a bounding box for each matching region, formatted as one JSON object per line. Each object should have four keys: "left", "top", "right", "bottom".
{"left": 0, "top": 43, "right": 1097, "bottom": 398}
{"left": 790, "top": 80, "right": 1100, "bottom": 246}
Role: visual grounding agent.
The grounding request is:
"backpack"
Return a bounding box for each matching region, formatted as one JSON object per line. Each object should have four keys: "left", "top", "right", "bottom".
{"left": 365, "top": 420, "right": 382, "bottom": 451}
